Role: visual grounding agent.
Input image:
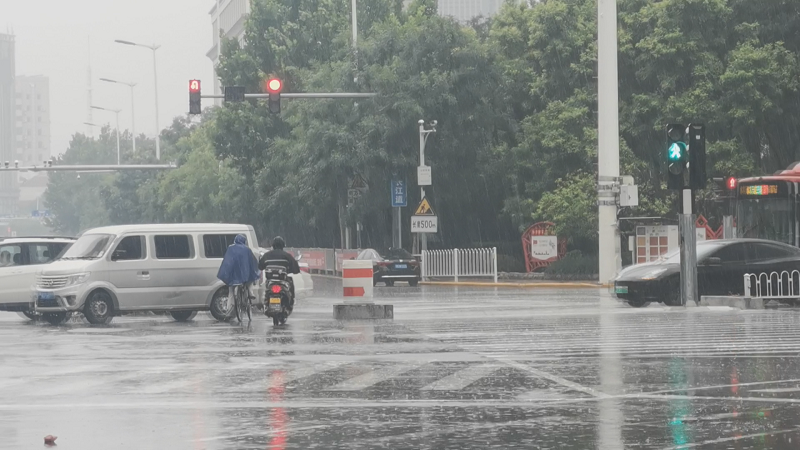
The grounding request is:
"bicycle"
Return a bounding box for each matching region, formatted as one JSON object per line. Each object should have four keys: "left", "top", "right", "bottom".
{"left": 232, "top": 284, "right": 251, "bottom": 323}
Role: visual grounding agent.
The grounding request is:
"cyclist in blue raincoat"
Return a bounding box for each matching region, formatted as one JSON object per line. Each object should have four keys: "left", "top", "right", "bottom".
{"left": 216, "top": 234, "right": 260, "bottom": 310}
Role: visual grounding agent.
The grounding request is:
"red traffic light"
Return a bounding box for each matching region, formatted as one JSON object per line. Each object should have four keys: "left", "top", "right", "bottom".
{"left": 266, "top": 78, "right": 282, "bottom": 94}
{"left": 726, "top": 176, "right": 737, "bottom": 190}
{"left": 189, "top": 79, "right": 201, "bottom": 93}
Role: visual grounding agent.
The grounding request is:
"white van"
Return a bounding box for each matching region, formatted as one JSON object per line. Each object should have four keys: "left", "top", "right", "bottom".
{"left": 34, "top": 224, "right": 263, "bottom": 325}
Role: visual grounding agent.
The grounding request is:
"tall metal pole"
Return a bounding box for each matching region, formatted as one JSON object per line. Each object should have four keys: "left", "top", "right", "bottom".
{"left": 597, "top": 0, "right": 621, "bottom": 284}
{"left": 419, "top": 121, "right": 427, "bottom": 253}
{"left": 129, "top": 84, "right": 136, "bottom": 155}
{"left": 114, "top": 110, "right": 121, "bottom": 165}
{"left": 151, "top": 47, "right": 161, "bottom": 161}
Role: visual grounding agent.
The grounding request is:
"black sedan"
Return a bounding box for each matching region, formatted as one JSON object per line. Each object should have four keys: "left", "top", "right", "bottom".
{"left": 356, "top": 248, "right": 421, "bottom": 287}
{"left": 613, "top": 239, "right": 800, "bottom": 307}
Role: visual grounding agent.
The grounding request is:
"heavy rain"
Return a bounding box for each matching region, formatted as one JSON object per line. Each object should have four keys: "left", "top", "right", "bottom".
{"left": 2, "top": 0, "right": 800, "bottom": 448}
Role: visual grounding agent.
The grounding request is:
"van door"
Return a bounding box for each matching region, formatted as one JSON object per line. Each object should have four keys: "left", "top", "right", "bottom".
{"left": 0, "top": 244, "right": 26, "bottom": 308}
{"left": 107, "top": 235, "right": 152, "bottom": 311}
{"left": 148, "top": 234, "right": 208, "bottom": 308}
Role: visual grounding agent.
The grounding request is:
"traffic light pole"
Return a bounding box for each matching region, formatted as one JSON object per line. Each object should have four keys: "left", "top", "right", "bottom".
{"left": 200, "top": 93, "right": 377, "bottom": 99}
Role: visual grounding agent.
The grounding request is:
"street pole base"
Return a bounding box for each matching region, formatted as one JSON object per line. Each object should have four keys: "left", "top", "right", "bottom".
{"left": 333, "top": 303, "right": 394, "bottom": 320}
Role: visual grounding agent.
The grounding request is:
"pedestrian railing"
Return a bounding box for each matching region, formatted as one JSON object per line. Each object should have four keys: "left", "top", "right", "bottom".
{"left": 422, "top": 247, "right": 498, "bottom": 283}
{"left": 743, "top": 270, "right": 800, "bottom": 299}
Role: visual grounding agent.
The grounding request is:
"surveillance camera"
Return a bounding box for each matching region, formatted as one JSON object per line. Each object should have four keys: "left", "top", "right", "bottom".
{"left": 418, "top": 119, "right": 425, "bottom": 125}
{"left": 431, "top": 120, "right": 437, "bottom": 127}
{"left": 76, "top": 174, "right": 81, "bottom": 179}
{"left": 14, "top": 160, "right": 19, "bottom": 168}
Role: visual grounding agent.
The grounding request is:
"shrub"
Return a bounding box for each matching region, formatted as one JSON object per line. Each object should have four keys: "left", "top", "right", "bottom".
{"left": 544, "top": 250, "right": 598, "bottom": 278}
{"left": 497, "top": 254, "right": 526, "bottom": 272}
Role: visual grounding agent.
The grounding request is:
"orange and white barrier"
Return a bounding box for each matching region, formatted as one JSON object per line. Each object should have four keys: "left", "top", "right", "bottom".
{"left": 342, "top": 260, "right": 374, "bottom": 301}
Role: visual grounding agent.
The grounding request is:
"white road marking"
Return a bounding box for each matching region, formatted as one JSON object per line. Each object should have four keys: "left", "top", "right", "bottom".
{"left": 420, "top": 364, "right": 499, "bottom": 391}
{"left": 329, "top": 362, "right": 424, "bottom": 391}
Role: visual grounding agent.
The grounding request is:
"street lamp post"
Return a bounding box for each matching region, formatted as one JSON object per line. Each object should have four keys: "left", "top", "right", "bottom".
{"left": 91, "top": 106, "right": 122, "bottom": 165}
{"left": 114, "top": 40, "right": 161, "bottom": 160}
{"left": 418, "top": 119, "right": 436, "bottom": 254}
{"left": 100, "top": 78, "right": 137, "bottom": 155}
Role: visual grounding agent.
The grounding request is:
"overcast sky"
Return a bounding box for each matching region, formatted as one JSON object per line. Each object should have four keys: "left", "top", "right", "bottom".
{"left": 1, "top": 0, "right": 216, "bottom": 157}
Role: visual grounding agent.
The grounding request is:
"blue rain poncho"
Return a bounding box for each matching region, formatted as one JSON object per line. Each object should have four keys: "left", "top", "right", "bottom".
{"left": 216, "top": 234, "right": 260, "bottom": 285}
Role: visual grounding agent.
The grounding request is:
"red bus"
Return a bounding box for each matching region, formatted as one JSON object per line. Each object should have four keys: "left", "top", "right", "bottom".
{"left": 735, "top": 163, "right": 800, "bottom": 246}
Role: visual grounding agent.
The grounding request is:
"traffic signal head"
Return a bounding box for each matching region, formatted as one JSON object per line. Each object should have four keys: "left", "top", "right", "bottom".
{"left": 265, "top": 78, "right": 282, "bottom": 114}
{"left": 688, "top": 123, "right": 707, "bottom": 189}
{"left": 189, "top": 79, "right": 201, "bottom": 115}
{"left": 726, "top": 176, "right": 737, "bottom": 190}
{"left": 266, "top": 78, "right": 282, "bottom": 94}
{"left": 665, "top": 123, "right": 688, "bottom": 190}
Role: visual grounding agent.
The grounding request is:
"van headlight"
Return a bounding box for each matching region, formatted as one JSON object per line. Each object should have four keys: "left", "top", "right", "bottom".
{"left": 66, "top": 273, "right": 90, "bottom": 286}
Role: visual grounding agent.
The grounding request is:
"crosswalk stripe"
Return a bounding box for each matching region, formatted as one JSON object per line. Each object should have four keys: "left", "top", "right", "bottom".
{"left": 420, "top": 364, "right": 499, "bottom": 391}
{"left": 329, "top": 362, "right": 424, "bottom": 391}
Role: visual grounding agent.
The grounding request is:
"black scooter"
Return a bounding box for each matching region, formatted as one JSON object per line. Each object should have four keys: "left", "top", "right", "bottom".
{"left": 263, "top": 262, "right": 294, "bottom": 326}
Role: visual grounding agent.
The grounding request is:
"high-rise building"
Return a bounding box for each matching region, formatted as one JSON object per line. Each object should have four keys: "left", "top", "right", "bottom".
{"left": 14, "top": 75, "right": 51, "bottom": 165}
{"left": 438, "top": 0, "right": 504, "bottom": 22}
{"left": 207, "top": 0, "right": 250, "bottom": 104}
{"left": 0, "top": 33, "right": 18, "bottom": 217}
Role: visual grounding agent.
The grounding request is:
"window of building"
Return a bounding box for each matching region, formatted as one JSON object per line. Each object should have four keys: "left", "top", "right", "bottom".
{"left": 154, "top": 235, "right": 193, "bottom": 259}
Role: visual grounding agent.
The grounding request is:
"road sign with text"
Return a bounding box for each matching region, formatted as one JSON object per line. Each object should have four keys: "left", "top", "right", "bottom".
{"left": 391, "top": 179, "right": 407, "bottom": 207}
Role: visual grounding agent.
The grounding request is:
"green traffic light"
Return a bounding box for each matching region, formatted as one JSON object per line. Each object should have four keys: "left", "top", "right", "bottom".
{"left": 668, "top": 142, "right": 686, "bottom": 161}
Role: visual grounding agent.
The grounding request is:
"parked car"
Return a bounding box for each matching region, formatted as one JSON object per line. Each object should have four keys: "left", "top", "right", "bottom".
{"left": 34, "top": 224, "right": 264, "bottom": 325}
{"left": 257, "top": 248, "right": 314, "bottom": 298}
{"left": 356, "top": 248, "right": 421, "bottom": 287}
{"left": 613, "top": 238, "right": 800, "bottom": 307}
{"left": 0, "top": 236, "right": 76, "bottom": 319}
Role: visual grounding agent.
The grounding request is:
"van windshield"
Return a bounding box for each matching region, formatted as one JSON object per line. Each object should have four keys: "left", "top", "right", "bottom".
{"left": 60, "top": 234, "right": 114, "bottom": 260}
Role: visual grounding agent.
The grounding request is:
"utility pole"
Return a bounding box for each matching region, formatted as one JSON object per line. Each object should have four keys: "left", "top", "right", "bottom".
{"left": 100, "top": 78, "right": 137, "bottom": 155}
{"left": 417, "top": 119, "right": 436, "bottom": 254}
{"left": 91, "top": 105, "right": 122, "bottom": 165}
{"left": 114, "top": 40, "right": 161, "bottom": 160}
{"left": 597, "top": 0, "right": 621, "bottom": 284}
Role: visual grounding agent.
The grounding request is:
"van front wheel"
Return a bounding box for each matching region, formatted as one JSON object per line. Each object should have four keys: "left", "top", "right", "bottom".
{"left": 84, "top": 290, "right": 114, "bottom": 325}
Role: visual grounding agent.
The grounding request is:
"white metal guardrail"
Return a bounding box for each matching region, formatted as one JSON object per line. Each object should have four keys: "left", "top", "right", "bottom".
{"left": 744, "top": 271, "right": 800, "bottom": 299}
{"left": 422, "top": 248, "right": 498, "bottom": 283}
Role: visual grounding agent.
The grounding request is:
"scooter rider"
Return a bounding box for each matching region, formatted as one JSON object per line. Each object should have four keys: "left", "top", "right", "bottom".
{"left": 258, "top": 236, "right": 301, "bottom": 302}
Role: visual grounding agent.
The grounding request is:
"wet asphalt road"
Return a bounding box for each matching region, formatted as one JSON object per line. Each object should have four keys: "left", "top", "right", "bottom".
{"left": 3, "top": 279, "right": 800, "bottom": 449}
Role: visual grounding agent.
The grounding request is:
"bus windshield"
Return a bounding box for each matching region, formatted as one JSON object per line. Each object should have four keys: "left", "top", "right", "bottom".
{"left": 737, "top": 196, "right": 794, "bottom": 245}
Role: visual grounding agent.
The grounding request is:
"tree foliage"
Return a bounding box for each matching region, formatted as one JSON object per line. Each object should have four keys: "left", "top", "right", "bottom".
{"left": 44, "top": 0, "right": 800, "bottom": 254}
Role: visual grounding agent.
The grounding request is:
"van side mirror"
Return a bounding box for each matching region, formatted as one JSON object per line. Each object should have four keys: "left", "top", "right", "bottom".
{"left": 704, "top": 257, "right": 721, "bottom": 266}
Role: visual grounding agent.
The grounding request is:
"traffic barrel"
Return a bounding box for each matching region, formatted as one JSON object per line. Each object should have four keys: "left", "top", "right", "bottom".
{"left": 342, "top": 260, "right": 374, "bottom": 301}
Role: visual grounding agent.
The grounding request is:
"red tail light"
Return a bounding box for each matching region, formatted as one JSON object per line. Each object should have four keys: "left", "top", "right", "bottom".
{"left": 271, "top": 285, "right": 282, "bottom": 294}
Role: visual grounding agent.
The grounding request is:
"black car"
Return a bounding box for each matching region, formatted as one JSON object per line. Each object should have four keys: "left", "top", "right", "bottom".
{"left": 356, "top": 248, "right": 421, "bottom": 287}
{"left": 613, "top": 239, "right": 800, "bottom": 307}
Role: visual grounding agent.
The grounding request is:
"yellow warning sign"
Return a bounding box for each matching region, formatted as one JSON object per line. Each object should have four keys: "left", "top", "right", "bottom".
{"left": 414, "top": 197, "right": 436, "bottom": 216}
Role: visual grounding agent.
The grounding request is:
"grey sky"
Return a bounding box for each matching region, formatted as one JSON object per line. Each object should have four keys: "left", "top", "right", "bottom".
{"left": 1, "top": 0, "right": 216, "bottom": 158}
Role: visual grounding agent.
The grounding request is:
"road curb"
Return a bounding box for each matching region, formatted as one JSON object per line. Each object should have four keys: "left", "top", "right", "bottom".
{"left": 420, "top": 281, "right": 607, "bottom": 289}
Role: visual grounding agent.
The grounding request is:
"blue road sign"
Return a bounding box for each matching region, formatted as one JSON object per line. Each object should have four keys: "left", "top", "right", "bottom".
{"left": 391, "top": 179, "right": 407, "bottom": 207}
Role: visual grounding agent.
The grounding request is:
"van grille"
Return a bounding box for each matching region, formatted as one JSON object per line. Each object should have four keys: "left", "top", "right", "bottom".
{"left": 37, "top": 276, "right": 69, "bottom": 289}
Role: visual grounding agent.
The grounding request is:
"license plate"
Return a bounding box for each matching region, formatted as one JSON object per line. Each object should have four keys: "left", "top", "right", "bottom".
{"left": 615, "top": 286, "right": 628, "bottom": 294}
{"left": 394, "top": 264, "right": 407, "bottom": 269}
{"left": 269, "top": 297, "right": 281, "bottom": 304}
{"left": 38, "top": 292, "right": 55, "bottom": 301}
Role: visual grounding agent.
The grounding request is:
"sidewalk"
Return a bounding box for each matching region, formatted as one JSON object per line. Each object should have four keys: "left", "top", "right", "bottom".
{"left": 421, "top": 280, "right": 607, "bottom": 289}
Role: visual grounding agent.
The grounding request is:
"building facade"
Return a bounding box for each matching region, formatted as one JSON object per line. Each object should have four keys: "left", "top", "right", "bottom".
{"left": 0, "top": 33, "right": 18, "bottom": 217}
{"left": 207, "top": 0, "right": 250, "bottom": 104}
{"left": 15, "top": 75, "right": 50, "bottom": 166}
{"left": 438, "top": 0, "right": 504, "bottom": 22}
